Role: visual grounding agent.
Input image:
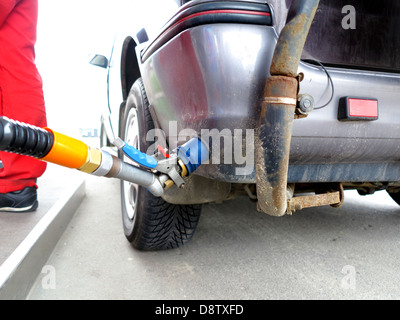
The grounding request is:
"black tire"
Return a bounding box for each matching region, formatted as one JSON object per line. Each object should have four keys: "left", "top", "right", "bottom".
{"left": 388, "top": 191, "right": 400, "bottom": 206}
{"left": 119, "top": 78, "right": 202, "bottom": 251}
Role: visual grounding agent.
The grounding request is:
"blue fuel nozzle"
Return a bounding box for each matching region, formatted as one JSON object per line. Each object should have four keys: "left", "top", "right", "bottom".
{"left": 114, "top": 138, "right": 158, "bottom": 169}
{"left": 176, "top": 138, "right": 209, "bottom": 175}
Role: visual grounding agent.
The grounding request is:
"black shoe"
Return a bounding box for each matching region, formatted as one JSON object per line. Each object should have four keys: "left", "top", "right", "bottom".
{"left": 0, "top": 187, "right": 38, "bottom": 212}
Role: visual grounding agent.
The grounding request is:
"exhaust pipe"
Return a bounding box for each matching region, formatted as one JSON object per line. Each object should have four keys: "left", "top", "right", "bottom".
{"left": 256, "top": 0, "right": 320, "bottom": 216}
{"left": 0, "top": 117, "right": 208, "bottom": 197}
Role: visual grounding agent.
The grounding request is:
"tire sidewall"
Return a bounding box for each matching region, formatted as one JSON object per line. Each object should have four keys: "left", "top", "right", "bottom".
{"left": 120, "top": 79, "right": 154, "bottom": 242}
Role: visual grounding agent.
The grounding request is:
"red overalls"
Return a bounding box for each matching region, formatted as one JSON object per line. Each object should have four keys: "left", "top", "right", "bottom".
{"left": 0, "top": 0, "right": 47, "bottom": 193}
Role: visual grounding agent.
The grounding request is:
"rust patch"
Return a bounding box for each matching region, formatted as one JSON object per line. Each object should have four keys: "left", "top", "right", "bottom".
{"left": 260, "top": 76, "right": 298, "bottom": 119}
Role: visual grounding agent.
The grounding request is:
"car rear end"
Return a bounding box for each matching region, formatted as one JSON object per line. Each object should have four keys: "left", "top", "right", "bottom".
{"left": 136, "top": 0, "right": 400, "bottom": 215}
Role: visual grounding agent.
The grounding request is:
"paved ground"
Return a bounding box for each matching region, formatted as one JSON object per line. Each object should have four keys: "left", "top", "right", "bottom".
{"left": 27, "top": 174, "right": 400, "bottom": 300}
{"left": 0, "top": 164, "right": 84, "bottom": 266}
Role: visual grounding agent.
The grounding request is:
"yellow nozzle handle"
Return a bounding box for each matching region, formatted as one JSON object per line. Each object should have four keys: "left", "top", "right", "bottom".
{"left": 42, "top": 128, "right": 89, "bottom": 169}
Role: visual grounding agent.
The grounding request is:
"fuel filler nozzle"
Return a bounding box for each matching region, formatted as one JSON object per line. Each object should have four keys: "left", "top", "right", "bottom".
{"left": 0, "top": 116, "right": 209, "bottom": 197}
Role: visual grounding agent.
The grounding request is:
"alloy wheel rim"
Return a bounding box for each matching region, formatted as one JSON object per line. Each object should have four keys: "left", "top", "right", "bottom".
{"left": 123, "top": 108, "right": 140, "bottom": 220}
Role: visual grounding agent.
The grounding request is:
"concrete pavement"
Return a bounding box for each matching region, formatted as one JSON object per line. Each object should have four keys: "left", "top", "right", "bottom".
{"left": 27, "top": 174, "right": 400, "bottom": 300}
{"left": 0, "top": 163, "right": 86, "bottom": 299}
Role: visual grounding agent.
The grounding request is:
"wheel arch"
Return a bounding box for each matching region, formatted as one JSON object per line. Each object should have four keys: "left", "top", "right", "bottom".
{"left": 119, "top": 36, "right": 142, "bottom": 136}
{"left": 120, "top": 36, "right": 141, "bottom": 102}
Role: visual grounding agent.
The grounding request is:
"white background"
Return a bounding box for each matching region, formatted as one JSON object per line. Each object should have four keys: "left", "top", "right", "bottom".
{"left": 35, "top": 0, "right": 177, "bottom": 138}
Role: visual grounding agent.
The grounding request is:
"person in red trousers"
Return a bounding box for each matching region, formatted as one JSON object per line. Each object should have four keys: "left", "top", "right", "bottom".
{"left": 0, "top": 0, "right": 47, "bottom": 212}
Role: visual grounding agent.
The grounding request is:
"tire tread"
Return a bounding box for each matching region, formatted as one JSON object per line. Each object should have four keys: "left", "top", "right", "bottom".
{"left": 121, "top": 78, "right": 202, "bottom": 251}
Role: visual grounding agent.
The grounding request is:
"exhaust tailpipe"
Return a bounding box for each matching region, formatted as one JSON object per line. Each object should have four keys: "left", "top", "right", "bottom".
{"left": 256, "top": 0, "right": 320, "bottom": 216}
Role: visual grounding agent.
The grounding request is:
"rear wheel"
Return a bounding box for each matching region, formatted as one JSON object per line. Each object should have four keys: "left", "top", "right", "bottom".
{"left": 119, "top": 79, "right": 202, "bottom": 250}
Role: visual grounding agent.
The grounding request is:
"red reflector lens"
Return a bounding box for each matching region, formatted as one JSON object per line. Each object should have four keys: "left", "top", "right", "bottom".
{"left": 348, "top": 98, "right": 378, "bottom": 118}
{"left": 338, "top": 97, "right": 378, "bottom": 121}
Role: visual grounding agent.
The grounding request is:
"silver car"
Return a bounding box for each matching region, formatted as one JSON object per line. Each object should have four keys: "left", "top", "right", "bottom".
{"left": 91, "top": 0, "right": 400, "bottom": 250}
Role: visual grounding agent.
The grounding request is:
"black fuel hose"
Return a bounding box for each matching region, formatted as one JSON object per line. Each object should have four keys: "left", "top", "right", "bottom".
{"left": 0, "top": 116, "right": 54, "bottom": 158}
